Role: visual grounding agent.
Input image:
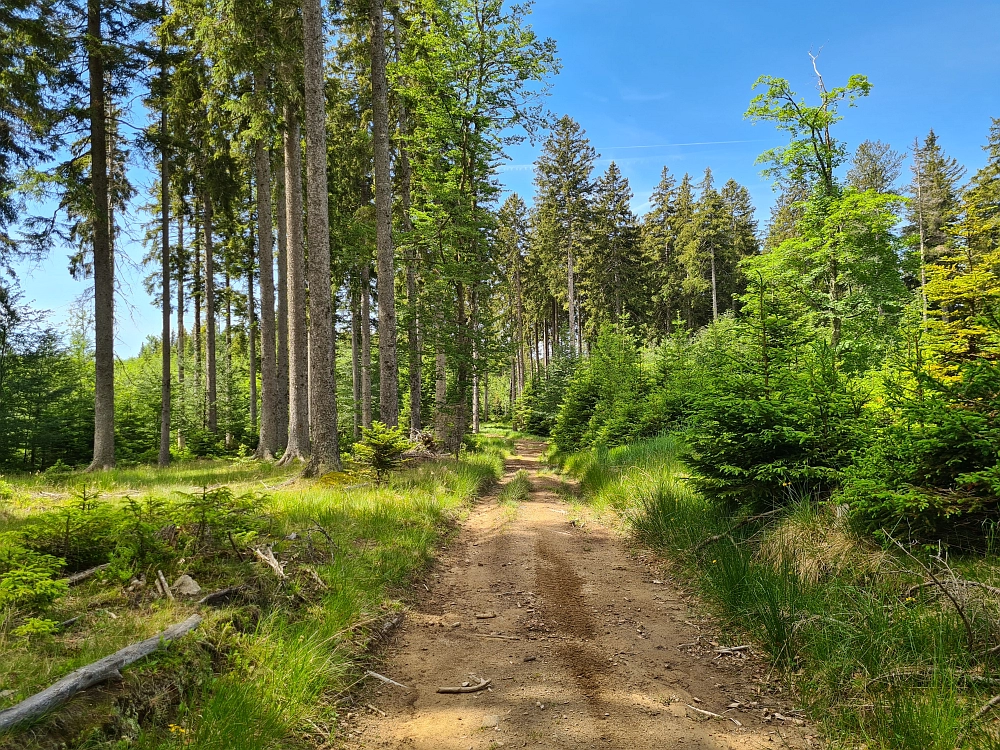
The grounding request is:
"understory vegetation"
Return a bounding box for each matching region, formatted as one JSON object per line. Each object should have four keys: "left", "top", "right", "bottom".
{"left": 561, "top": 438, "right": 1000, "bottom": 749}
{"left": 0, "top": 436, "right": 506, "bottom": 748}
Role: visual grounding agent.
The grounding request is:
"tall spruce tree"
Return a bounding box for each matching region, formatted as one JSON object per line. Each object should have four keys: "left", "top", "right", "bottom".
{"left": 533, "top": 115, "right": 596, "bottom": 354}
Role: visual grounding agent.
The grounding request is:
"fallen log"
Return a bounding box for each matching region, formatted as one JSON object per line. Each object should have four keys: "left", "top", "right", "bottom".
{"left": 0, "top": 614, "right": 202, "bottom": 733}
{"left": 64, "top": 564, "right": 108, "bottom": 586}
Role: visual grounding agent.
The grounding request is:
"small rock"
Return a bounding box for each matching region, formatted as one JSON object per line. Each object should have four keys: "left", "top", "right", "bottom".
{"left": 286, "top": 532, "right": 298, "bottom": 540}
{"left": 481, "top": 714, "right": 501, "bottom": 728}
{"left": 0, "top": 690, "right": 14, "bottom": 700}
{"left": 172, "top": 574, "right": 202, "bottom": 597}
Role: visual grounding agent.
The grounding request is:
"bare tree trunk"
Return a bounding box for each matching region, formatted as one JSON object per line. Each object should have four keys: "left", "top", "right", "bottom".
{"left": 303, "top": 0, "right": 338, "bottom": 473}
{"left": 370, "top": 0, "right": 397, "bottom": 427}
{"left": 158, "top": 25, "right": 171, "bottom": 468}
{"left": 553, "top": 300, "right": 559, "bottom": 353}
{"left": 514, "top": 268, "right": 524, "bottom": 394}
{"left": 393, "top": 13, "right": 420, "bottom": 437}
{"left": 360, "top": 261, "right": 372, "bottom": 428}
{"left": 576, "top": 300, "right": 582, "bottom": 354}
{"left": 193, "top": 203, "right": 203, "bottom": 427}
{"left": 176, "top": 210, "right": 185, "bottom": 451}
{"left": 224, "top": 269, "right": 233, "bottom": 448}
{"left": 483, "top": 364, "right": 488, "bottom": 424}
{"left": 351, "top": 278, "right": 361, "bottom": 439}
{"left": 710, "top": 243, "right": 718, "bottom": 323}
{"left": 204, "top": 193, "right": 218, "bottom": 434}
{"left": 279, "top": 104, "right": 310, "bottom": 463}
{"left": 176, "top": 211, "right": 185, "bottom": 386}
{"left": 248, "top": 264, "right": 257, "bottom": 434}
{"left": 567, "top": 243, "right": 577, "bottom": 356}
{"left": 87, "top": 0, "right": 115, "bottom": 470}
{"left": 471, "top": 287, "right": 479, "bottom": 434}
{"left": 275, "top": 153, "right": 289, "bottom": 451}
{"left": 454, "top": 281, "right": 469, "bottom": 452}
{"left": 434, "top": 344, "right": 447, "bottom": 448}
{"left": 542, "top": 313, "right": 549, "bottom": 369}
{"left": 254, "top": 113, "right": 280, "bottom": 459}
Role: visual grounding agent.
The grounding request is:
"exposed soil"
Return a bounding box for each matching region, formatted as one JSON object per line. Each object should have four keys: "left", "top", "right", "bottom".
{"left": 344, "top": 441, "right": 820, "bottom": 749}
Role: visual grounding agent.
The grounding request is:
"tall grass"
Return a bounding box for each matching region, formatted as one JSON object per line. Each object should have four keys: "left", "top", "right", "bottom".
{"left": 563, "top": 435, "right": 1000, "bottom": 750}
{"left": 0, "top": 445, "right": 506, "bottom": 749}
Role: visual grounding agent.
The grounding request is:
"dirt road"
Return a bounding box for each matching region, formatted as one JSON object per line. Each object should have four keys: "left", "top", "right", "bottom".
{"left": 346, "top": 441, "right": 818, "bottom": 749}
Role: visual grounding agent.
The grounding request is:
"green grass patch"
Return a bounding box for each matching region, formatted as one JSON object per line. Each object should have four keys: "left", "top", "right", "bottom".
{"left": 563, "top": 435, "right": 1000, "bottom": 750}
{"left": 0, "top": 447, "right": 505, "bottom": 749}
{"left": 498, "top": 470, "right": 532, "bottom": 508}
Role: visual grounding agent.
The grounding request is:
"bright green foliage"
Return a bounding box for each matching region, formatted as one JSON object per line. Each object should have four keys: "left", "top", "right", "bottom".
{"left": 744, "top": 188, "right": 907, "bottom": 363}
{"left": 745, "top": 68, "right": 872, "bottom": 194}
{"left": 552, "top": 324, "right": 649, "bottom": 452}
{"left": 352, "top": 421, "right": 413, "bottom": 486}
{"left": 0, "top": 565, "right": 67, "bottom": 610}
{"left": 512, "top": 357, "right": 576, "bottom": 437}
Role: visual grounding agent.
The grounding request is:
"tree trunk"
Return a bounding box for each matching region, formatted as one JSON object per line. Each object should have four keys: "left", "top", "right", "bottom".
{"left": 280, "top": 104, "right": 310, "bottom": 463}
{"left": 193, "top": 205, "right": 203, "bottom": 427}
{"left": 483, "top": 363, "right": 488, "bottom": 423}
{"left": 275, "top": 152, "right": 290, "bottom": 450}
{"left": 360, "top": 261, "right": 372, "bottom": 428}
{"left": 514, "top": 268, "right": 524, "bottom": 395}
{"left": 454, "top": 281, "right": 469, "bottom": 452}
{"left": 176, "top": 211, "right": 185, "bottom": 386}
{"left": 567, "top": 243, "right": 576, "bottom": 356}
{"left": 254, "top": 119, "right": 280, "bottom": 459}
{"left": 351, "top": 278, "right": 361, "bottom": 439}
{"left": 471, "top": 287, "right": 479, "bottom": 434}
{"left": 176, "top": 210, "right": 185, "bottom": 450}
{"left": 248, "top": 263, "right": 257, "bottom": 434}
{"left": 393, "top": 14, "right": 420, "bottom": 437}
{"left": 542, "top": 313, "right": 549, "bottom": 369}
{"left": 87, "top": 0, "right": 115, "bottom": 470}
{"left": 710, "top": 243, "right": 718, "bottom": 323}
{"left": 158, "top": 28, "right": 171, "bottom": 468}
{"left": 224, "top": 269, "right": 233, "bottom": 448}
{"left": 204, "top": 193, "right": 217, "bottom": 434}
{"left": 302, "top": 0, "right": 338, "bottom": 473}
{"left": 435, "top": 344, "right": 447, "bottom": 448}
{"left": 370, "top": 0, "right": 397, "bottom": 427}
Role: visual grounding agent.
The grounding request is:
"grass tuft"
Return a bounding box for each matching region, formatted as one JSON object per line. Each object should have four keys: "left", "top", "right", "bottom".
{"left": 563, "top": 434, "right": 1000, "bottom": 750}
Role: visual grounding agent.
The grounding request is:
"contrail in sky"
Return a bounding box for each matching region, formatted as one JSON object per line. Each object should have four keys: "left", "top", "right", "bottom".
{"left": 598, "top": 139, "right": 765, "bottom": 150}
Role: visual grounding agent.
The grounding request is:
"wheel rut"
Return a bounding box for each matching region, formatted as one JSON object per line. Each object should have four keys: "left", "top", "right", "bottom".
{"left": 345, "top": 440, "right": 818, "bottom": 749}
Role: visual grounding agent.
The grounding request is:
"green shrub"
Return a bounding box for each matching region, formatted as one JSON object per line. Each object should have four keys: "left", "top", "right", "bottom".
{"left": 844, "top": 359, "right": 1000, "bottom": 546}
{"left": 352, "top": 422, "right": 413, "bottom": 486}
{"left": 19, "top": 486, "right": 120, "bottom": 570}
{"left": 0, "top": 565, "right": 68, "bottom": 610}
{"left": 177, "top": 485, "right": 267, "bottom": 547}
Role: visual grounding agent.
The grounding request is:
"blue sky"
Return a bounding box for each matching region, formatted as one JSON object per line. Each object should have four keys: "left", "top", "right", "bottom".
{"left": 12, "top": 0, "right": 1000, "bottom": 356}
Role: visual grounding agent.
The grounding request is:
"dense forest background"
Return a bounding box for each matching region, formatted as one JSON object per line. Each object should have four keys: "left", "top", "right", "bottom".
{"left": 1, "top": 0, "right": 999, "bottom": 546}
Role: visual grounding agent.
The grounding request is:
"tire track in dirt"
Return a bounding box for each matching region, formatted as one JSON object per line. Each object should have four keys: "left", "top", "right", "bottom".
{"left": 344, "top": 440, "right": 820, "bottom": 749}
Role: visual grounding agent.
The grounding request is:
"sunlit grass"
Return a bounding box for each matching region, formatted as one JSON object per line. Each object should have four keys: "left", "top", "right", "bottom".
{"left": 0, "top": 444, "right": 506, "bottom": 749}
{"left": 564, "top": 434, "right": 1000, "bottom": 750}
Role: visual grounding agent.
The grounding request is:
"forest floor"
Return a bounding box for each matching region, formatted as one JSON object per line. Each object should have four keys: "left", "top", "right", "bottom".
{"left": 346, "top": 440, "right": 819, "bottom": 750}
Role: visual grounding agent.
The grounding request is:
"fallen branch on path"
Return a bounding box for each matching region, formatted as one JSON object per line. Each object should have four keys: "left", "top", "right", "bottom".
{"left": 0, "top": 614, "right": 202, "bottom": 732}
{"left": 472, "top": 633, "right": 520, "bottom": 641}
{"left": 685, "top": 704, "right": 725, "bottom": 720}
{"left": 365, "top": 670, "right": 409, "bottom": 690}
{"left": 437, "top": 678, "right": 491, "bottom": 694}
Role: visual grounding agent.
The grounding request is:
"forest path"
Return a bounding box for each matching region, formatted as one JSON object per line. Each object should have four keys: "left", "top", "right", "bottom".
{"left": 345, "top": 440, "right": 817, "bottom": 749}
